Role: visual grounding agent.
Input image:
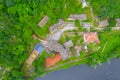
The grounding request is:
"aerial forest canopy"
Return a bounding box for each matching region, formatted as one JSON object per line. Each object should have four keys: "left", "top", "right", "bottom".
{"left": 0, "top": 0, "right": 120, "bottom": 80}
{"left": 87, "top": 0, "right": 120, "bottom": 19}
{"left": 0, "top": 0, "right": 82, "bottom": 79}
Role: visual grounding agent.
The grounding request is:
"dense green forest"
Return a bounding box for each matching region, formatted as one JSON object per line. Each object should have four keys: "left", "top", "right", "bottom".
{"left": 87, "top": 0, "right": 120, "bottom": 19}
{"left": 0, "top": 0, "right": 120, "bottom": 79}
{"left": 0, "top": 0, "right": 82, "bottom": 79}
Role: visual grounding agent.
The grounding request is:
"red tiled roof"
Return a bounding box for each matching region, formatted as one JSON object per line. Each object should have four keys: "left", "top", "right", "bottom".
{"left": 83, "top": 32, "right": 100, "bottom": 44}
{"left": 45, "top": 53, "right": 62, "bottom": 68}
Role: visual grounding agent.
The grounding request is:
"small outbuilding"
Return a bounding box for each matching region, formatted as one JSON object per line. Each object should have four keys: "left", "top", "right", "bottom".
{"left": 98, "top": 20, "right": 108, "bottom": 27}
{"left": 116, "top": 18, "right": 120, "bottom": 27}
{"left": 82, "top": 0, "right": 88, "bottom": 8}
{"left": 68, "top": 14, "right": 87, "bottom": 21}
{"left": 61, "top": 22, "right": 77, "bottom": 32}
{"left": 38, "top": 15, "right": 49, "bottom": 27}
{"left": 81, "top": 22, "right": 91, "bottom": 32}
{"left": 64, "top": 40, "right": 73, "bottom": 48}
{"left": 74, "top": 46, "right": 82, "bottom": 57}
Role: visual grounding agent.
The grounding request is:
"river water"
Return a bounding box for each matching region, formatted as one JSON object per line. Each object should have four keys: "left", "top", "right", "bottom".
{"left": 36, "top": 59, "right": 120, "bottom": 80}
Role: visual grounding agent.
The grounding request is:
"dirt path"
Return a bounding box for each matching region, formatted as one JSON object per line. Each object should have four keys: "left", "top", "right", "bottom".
{"left": 48, "top": 56, "right": 89, "bottom": 70}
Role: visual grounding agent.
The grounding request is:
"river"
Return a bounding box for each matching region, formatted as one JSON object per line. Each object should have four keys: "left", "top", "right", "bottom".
{"left": 36, "top": 59, "right": 120, "bottom": 80}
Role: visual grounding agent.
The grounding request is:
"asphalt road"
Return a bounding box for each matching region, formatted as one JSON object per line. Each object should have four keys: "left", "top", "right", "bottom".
{"left": 36, "top": 58, "right": 120, "bottom": 80}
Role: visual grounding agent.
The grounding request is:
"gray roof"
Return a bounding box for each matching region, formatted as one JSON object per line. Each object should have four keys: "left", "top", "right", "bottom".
{"left": 82, "top": 0, "right": 88, "bottom": 8}
{"left": 49, "top": 19, "right": 64, "bottom": 33}
{"left": 98, "top": 20, "right": 108, "bottom": 27}
{"left": 47, "top": 22, "right": 77, "bottom": 42}
{"left": 41, "top": 40, "right": 70, "bottom": 60}
{"left": 44, "top": 47, "right": 52, "bottom": 54}
{"left": 82, "top": 0, "right": 85, "bottom": 2}
{"left": 38, "top": 15, "right": 49, "bottom": 27}
{"left": 74, "top": 46, "right": 82, "bottom": 57}
{"left": 116, "top": 18, "right": 120, "bottom": 27}
{"left": 61, "top": 22, "right": 77, "bottom": 32}
{"left": 65, "top": 22, "right": 75, "bottom": 27}
{"left": 112, "top": 27, "right": 120, "bottom": 30}
{"left": 46, "top": 31, "right": 63, "bottom": 41}
{"left": 75, "top": 50, "right": 80, "bottom": 57}
{"left": 81, "top": 22, "right": 91, "bottom": 31}
{"left": 68, "top": 14, "right": 87, "bottom": 21}
{"left": 64, "top": 40, "right": 73, "bottom": 48}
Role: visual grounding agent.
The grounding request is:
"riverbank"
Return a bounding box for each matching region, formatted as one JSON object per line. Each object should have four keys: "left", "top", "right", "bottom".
{"left": 36, "top": 58, "right": 120, "bottom": 80}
